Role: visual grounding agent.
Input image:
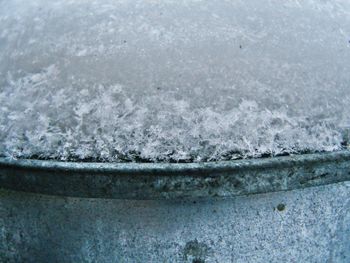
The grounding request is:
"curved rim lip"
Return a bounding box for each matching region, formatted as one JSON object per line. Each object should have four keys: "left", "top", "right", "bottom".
{"left": 1, "top": 150, "right": 350, "bottom": 199}
{"left": 1, "top": 150, "right": 350, "bottom": 174}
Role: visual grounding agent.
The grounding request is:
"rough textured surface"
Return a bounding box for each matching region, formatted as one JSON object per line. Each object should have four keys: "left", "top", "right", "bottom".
{"left": 1, "top": 0, "right": 350, "bottom": 162}
{"left": 1, "top": 151, "right": 350, "bottom": 199}
{"left": 1, "top": 182, "right": 350, "bottom": 262}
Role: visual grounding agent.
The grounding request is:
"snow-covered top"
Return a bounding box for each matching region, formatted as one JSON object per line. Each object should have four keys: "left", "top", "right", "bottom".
{"left": 1, "top": 0, "right": 350, "bottom": 162}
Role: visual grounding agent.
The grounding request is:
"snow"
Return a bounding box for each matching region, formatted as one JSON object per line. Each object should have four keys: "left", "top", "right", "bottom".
{"left": 0, "top": 0, "right": 350, "bottom": 162}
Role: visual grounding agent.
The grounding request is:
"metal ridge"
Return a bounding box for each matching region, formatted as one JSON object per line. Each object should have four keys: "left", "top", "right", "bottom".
{"left": 1, "top": 150, "right": 350, "bottom": 199}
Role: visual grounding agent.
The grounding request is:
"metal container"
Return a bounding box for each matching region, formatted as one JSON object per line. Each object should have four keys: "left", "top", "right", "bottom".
{"left": 1, "top": 0, "right": 350, "bottom": 262}
{"left": 1, "top": 151, "right": 350, "bottom": 262}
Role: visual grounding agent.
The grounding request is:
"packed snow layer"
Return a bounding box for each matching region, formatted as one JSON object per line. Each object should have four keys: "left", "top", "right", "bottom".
{"left": 0, "top": 0, "right": 350, "bottom": 162}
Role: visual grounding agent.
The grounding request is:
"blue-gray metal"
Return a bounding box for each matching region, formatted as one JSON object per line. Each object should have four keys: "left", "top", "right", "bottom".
{"left": 1, "top": 152, "right": 350, "bottom": 262}
{"left": 1, "top": 150, "right": 350, "bottom": 199}
{"left": 1, "top": 181, "right": 350, "bottom": 262}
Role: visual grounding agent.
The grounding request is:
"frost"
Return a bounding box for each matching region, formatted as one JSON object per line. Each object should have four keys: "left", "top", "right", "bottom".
{"left": 0, "top": 65, "right": 348, "bottom": 162}
{"left": 0, "top": 0, "right": 350, "bottom": 162}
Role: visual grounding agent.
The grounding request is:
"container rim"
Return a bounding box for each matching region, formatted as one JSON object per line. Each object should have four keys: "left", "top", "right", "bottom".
{"left": 1, "top": 150, "right": 350, "bottom": 172}
{"left": 1, "top": 150, "right": 350, "bottom": 199}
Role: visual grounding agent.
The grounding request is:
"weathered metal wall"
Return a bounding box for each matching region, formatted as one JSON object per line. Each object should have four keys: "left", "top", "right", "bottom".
{"left": 1, "top": 182, "right": 349, "bottom": 262}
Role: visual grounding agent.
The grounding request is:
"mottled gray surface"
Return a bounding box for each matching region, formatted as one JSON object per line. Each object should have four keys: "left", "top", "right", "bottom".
{"left": 2, "top": 151, "right": 350, "bottom": 200}
{"left": 1, "top": 0, "right": 350, "bottom": 162}
{"left": 1, "top": 182, "right": 350, "bottom": 262}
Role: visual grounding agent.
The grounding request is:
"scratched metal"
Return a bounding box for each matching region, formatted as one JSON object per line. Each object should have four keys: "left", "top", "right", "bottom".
{"left": 1, "top": 150, "right": 350, "bottom": 199}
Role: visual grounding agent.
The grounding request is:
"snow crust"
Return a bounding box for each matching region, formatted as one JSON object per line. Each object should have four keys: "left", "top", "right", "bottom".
{"left": 0, "top": 0, "right": 350, "bottom": 162}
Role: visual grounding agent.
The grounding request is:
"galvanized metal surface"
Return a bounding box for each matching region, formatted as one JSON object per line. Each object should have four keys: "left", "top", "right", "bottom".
{"left": 1, "top": 151, "right": 350, "bottom": 199}
{"left": 1, "top": 152, "right": 350, "bottom": 262}
{"left": 1, "top": 182, "right": 350, "bottom": 263}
